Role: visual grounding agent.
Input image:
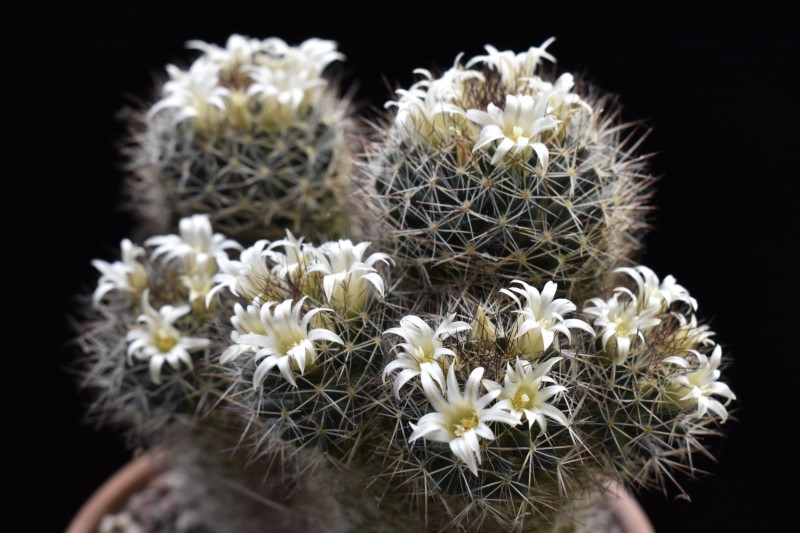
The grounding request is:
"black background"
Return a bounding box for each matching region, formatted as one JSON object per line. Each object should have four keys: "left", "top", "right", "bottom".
{"left": 6, "top": 3, "right": 797, "bottom": 531}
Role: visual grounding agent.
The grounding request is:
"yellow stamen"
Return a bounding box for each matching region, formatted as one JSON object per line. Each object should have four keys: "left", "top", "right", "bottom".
{"left": 413, "top": 346, "right": 433, "bottom": 364}
{"left": 454, "top": 413, "right": 478, "bottom": 437}
{"left": 512, "top": 391, "right": 531, "bottom": 411}
{"left": 154, "top": 330, "right": 178, "bottom": 352}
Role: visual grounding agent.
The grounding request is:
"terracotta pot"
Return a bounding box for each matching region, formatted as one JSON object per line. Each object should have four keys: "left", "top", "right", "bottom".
{"left": 67, "top": 453, "right": 165, "bottom": 533}
{"left": 68, "top": 454, "right": 653, "bottom": 533}
{"left": 606, "top": 482, "right": 655, "bottom": 533}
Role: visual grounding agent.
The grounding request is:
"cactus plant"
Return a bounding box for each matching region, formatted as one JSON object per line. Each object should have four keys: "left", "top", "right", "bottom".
{"left": 75, "top": 35, "right": 735, "bottom": 533}
{"left": 125, "top": 35, "right": 368, "bottom": 244}
{"left": 367, "top": 39, "right": 653, "bottom": 303}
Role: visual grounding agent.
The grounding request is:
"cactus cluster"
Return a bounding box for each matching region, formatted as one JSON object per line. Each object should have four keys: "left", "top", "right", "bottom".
{"left": 79, "top": 216, "right": 235, "bottom": 443}
{"left": 78, "top": 35, "right": 734, "bottom": 533}
{"left": 126, "top": 35, "right": 366, "bottom": 244}
{"left": 368, "top": 40, "right": 652, "bottom": 302}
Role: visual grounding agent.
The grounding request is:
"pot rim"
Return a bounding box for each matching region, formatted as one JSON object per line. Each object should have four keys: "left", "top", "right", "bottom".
{"left": 67, "top": 452, "right": 653, "bottom": 533}
{"left": 66, "top": 452, "right": 165, "bottom": 533}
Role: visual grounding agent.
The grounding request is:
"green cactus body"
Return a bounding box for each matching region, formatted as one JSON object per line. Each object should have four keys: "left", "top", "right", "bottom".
{"left": 125, "top": 36, "right": 365, "bottom": 245}
{"left": 370, "top": 56, "right": 652, "bottom": 303}
{"left": 371, "top": 290, "right": 602, "bottom": 531}
{"left": 129, "top": 97, "right": 358, "bottom": 244}
{"left": 580, "top": 267, "right": 731, "bottom": 495}
{"left": 239, "top": 308, "right": 389, "bottom": 463}
{"left": 79, "top": 255, "right": 228, "bottom": 444}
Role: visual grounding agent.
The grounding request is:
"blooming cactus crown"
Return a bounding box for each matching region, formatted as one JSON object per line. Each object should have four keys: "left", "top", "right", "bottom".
{"left": 80, "top": 36, "right": 734, "bottom": 533}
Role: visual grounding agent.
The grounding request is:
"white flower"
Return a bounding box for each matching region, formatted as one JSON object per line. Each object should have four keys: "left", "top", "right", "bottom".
{"left": 383, "top": 315, "right": 471, "bottom": 398}
{"left": 659, "top": 274, "right": 697, "bottom": 310}
{"left": 533, "top": 73, "right": 592, "bottom": 121}
{"left": 483, "top": 358, "right": 568, "bottom": 432}
{"left": 617, "top": 265, "right": 697, "bottom": 313}
{"left": 387, "top": 59, "right": 482, "bottom": 145}
{"left": 148, "top": 58, "right": 229, "bottom": 127}
{"left": 187, "top": 34, "right": 265, "bottom": 74}
{"left": 251, "top": 37, "right": 343, "bottom": 80}
{"left": 207, "top": 240, "right": 276, "bottom": 304}
{"left": 92, "top": 239, "right": 149, "bottom": 305}
{"left": 147, "top": 214, "right": 241, "bottom": 265}
{"left": 502, "top": 280, "right": 594, "bottom": 358}
{"left": 269, "top": 231, "right": 316, "bottom": 284}
{"left": 126, "top": 290, "right": 210, "bottom": 384}
{"left": 663, "top": 345, "right": 736, "bottom": 423}
{"left": 418, "top": 60, "right": 483, "bottom": 103}
{"left": 584, "top": 289, "right": 661, "bottom": 363}
{"left": 208, "top": 242, "right": 268, "bottom": 301}
{"left": 150, "top": 36, "right": 342, "bottom": 133}
{"left": 469, "top": 306, "right": 501, "bottom": 343}
{"left": 308, "top": 240, "right": 392, "bottom": 312}
{"left": 292, "top": 38, "right": 345, "bottom": 78}
{"left": 221, "top": 297, "right": 343, "bottom": 387}
{"left": 409, "top": 366, "right": 520, "bottom": 476}
{"left": 180, "top": 255, "right": 217, "bottom": 307}
{"left": 246, "top": 38, "right": 343, "bottom": 128}
{"left": 388, "top": 86, "right": 466, "bottom": 145}
{"left": 467, "top": 94, "right": 560, "bottom": 169}
{"left": 219, "top": 303, "right": 265, "bottom": 363}
{"left": 246, "top": 64, "right": 325, "bottom": 127}
{"left": 669, "top": 314, "right": 715, "bottom": 352}
{"left": 466, "top": 38, "right": 556, "bottom": 87}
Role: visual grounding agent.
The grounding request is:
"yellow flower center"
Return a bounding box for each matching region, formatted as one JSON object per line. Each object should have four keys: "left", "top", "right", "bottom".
{"left": 454, "top": 413, "right": 478, "bottom": 437}
{"left": 615, "top": 320, "right": 629, "bottom": 337}
{"left": 154, "top": 329, "right": 178, "bottom": 353}
{"left": 284, "top": 339, "right": 303, "bottom": 354}
{"left": 511, "top": 125, "right": 525, "bottom": 140}
{"left": 413, "top": 345, "right": 434, "bottom": 364}
{"left": 512, "top": 390, "right": 531, "bottom": 411}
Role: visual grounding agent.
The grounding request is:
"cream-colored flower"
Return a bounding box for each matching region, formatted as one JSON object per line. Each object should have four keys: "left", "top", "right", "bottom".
{"left": 584, "top": 289, "right": 661, "bottom": 363}
{"left": 308, "top": 239, "right": 392, "bottom": 312}
{"left": 388, "top": 86, "right": 467, "bottom": 145}
{"left": 187, "top": 34, "right": 265, "bottom": 75}
{"left": 259, "top": 37, "right": 343, "bottom": 81}
{"left": 469, "top": 306, "right": 501, "bottom": 343}
{"left": 502, "top": 280, "right": 594, "bottom": 359}
{"left": 126, "top": 290, "right": 209, "bottom": 384}
{"left": 246, "top": 38, "right": 343, "bottom": 129}
{"left": 617, "top": 265, "right": 697, "bottom": 313}
{"left": 92, "top": 239, "right": 148, "bottom": 305}
{"left": 532, "top": 73, "right": 592, "bottom": 121}
{"left": 668, "top": 314, "right": 715, "bottom": 353}
{"left": 387, "top": 59, "right": 481, "bottom": 145}
{"left": 221, "top": 297, "right": 343, "bottom": 387}
{"left": 409, "top": 366, "right": 520, "bottom": 475}
{"left": 466, "top": 38, "right": 556, "bottom": 87}
{"left": 148, "top": 58, "right": 229, "bottom": 130}
{"left": 154, "top": 36, "right": 343, "bottom": 132}
{"left": 219, "top": 303, "right": 265, "bottom": 363}
{"left": 383, "top": 315, "right": 470, "bottom": 397}
{"left": 147, "top": 214, "right": 241, "bottom": 265}
{"left": 269, "top": 231, "right": 316, "bottom": 285}
{"left": 207, "top": 240, "right": 276, "bottom": 304}
{"left": 483, "top": 357, "right": 568, "bottom": 432}
{"left": 467, "top": 94, "right": 560, "bottom": 169}
{"left": 410, "top": 58, "right": 483, "bottom": 107}
{"left": 663, "top": 346, "right": 735, "bottom": 423}
{"left": 180, "top": 255, "right": 217, "bottom": 308}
